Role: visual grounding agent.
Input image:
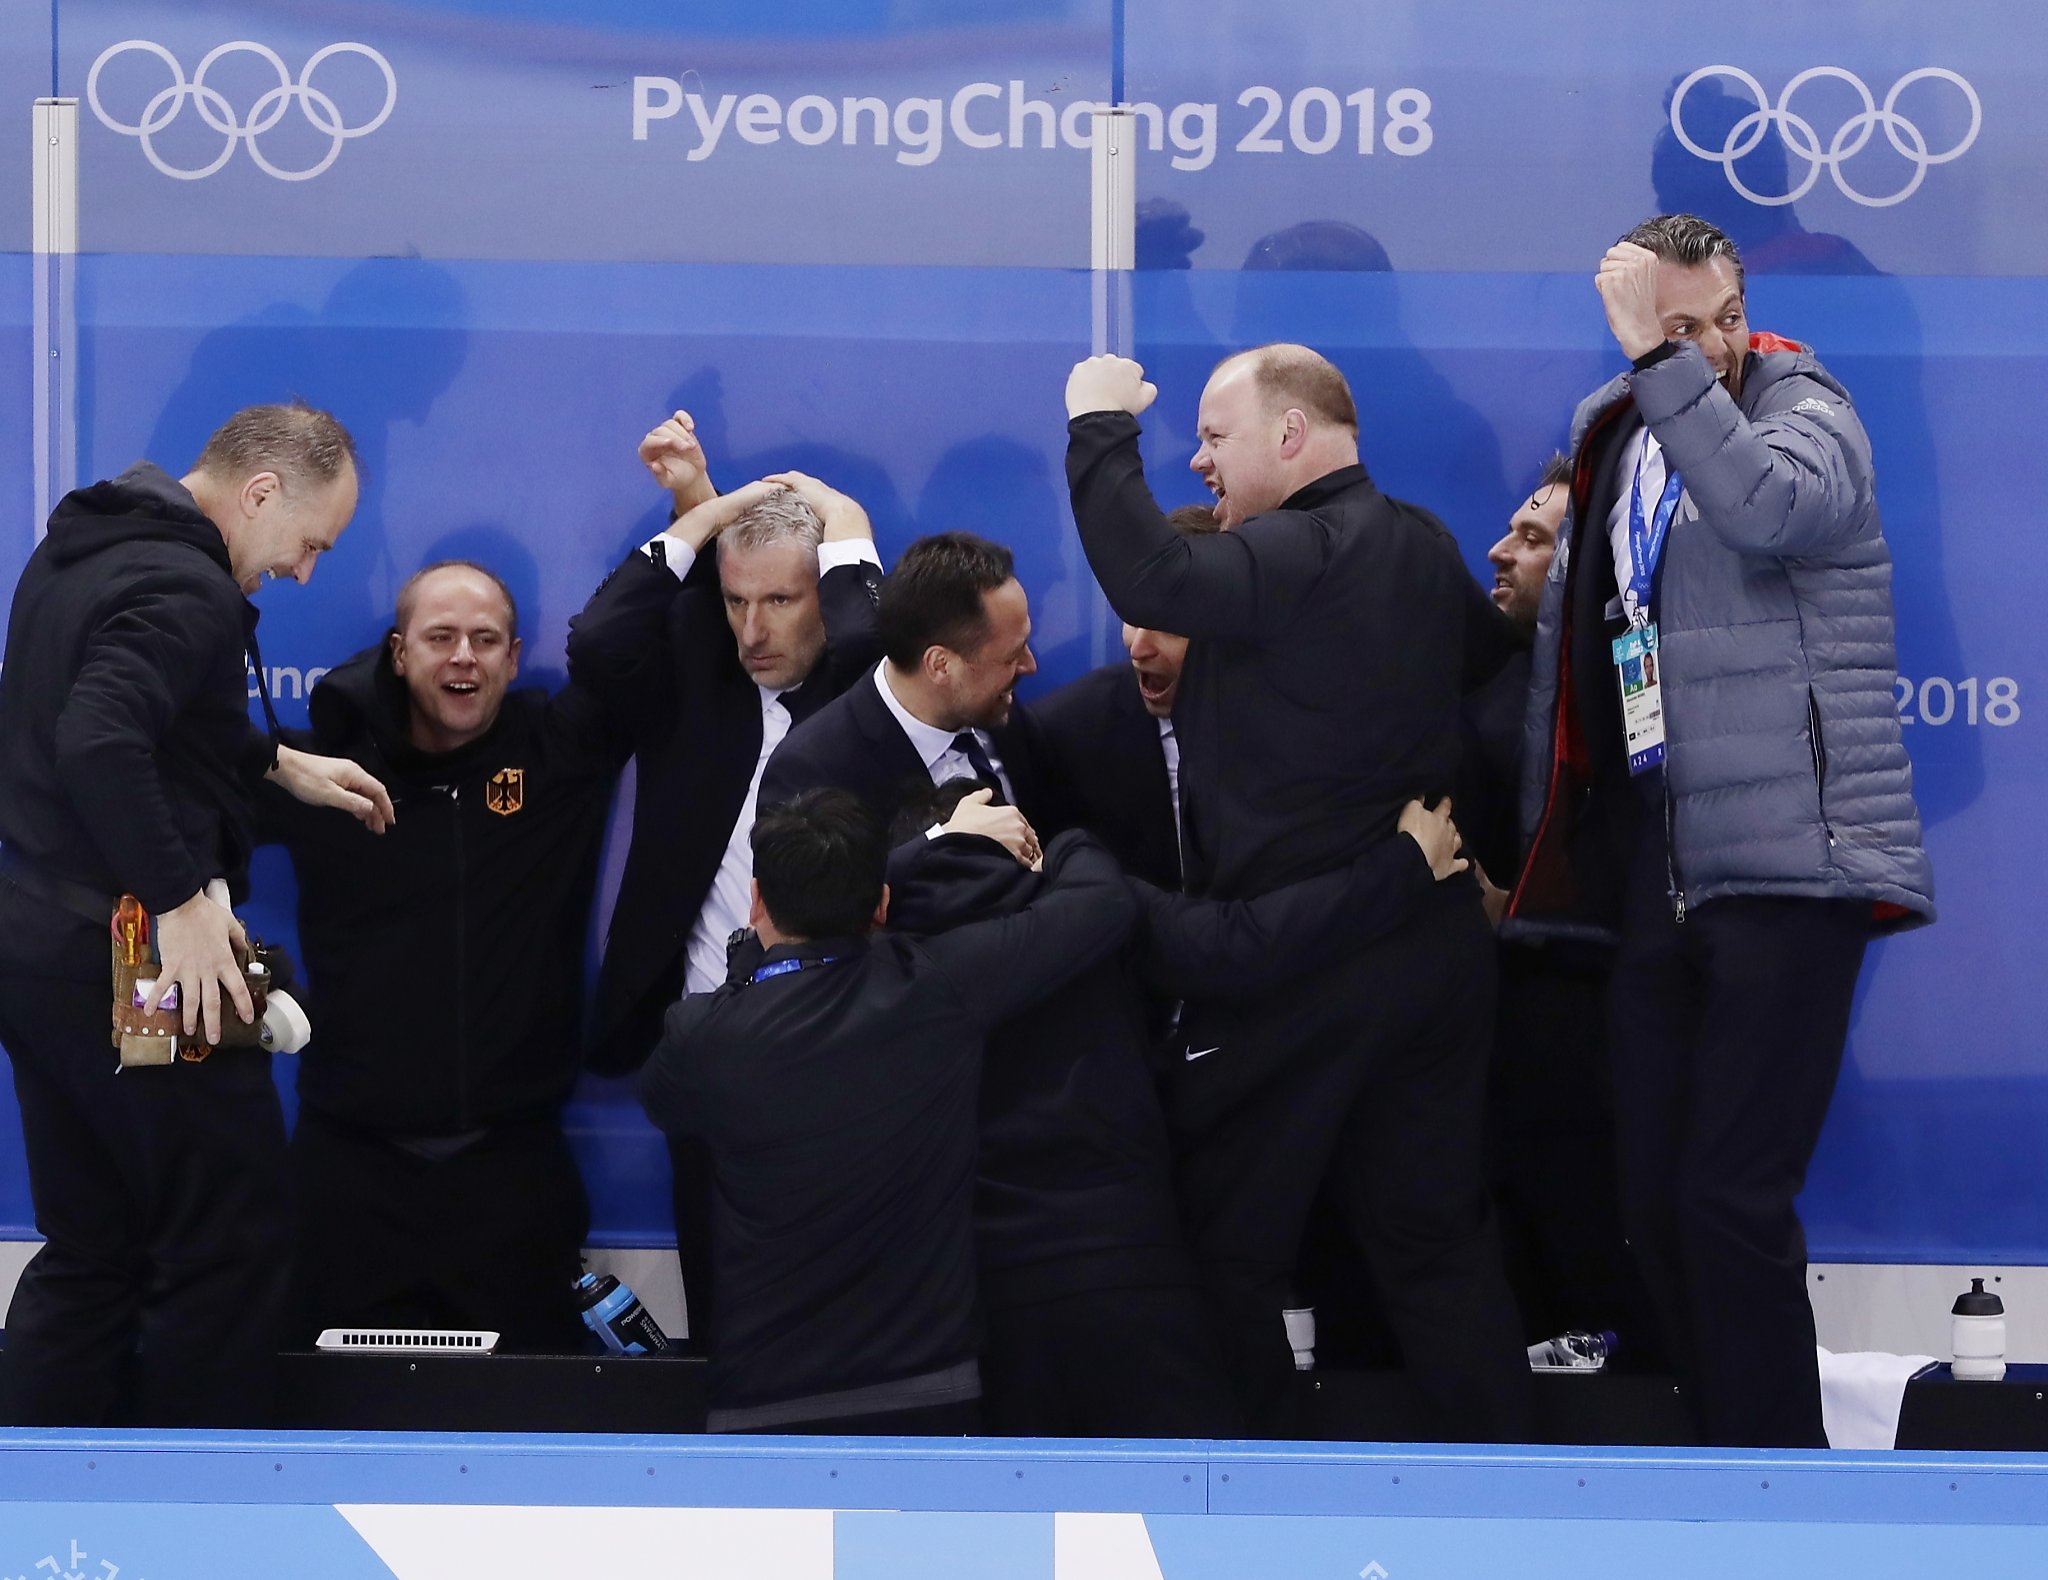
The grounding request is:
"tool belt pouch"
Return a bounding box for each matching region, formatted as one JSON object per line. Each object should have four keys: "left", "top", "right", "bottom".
{"left": 109, "top": 895, "right": 274, "bottom": 1067}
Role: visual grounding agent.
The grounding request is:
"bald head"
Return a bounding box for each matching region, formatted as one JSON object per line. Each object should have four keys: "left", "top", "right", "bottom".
{"left": 388, "top": 562, "right": 523, "bottom": 754}
{"left": 395, "top": 560, "right": 519, "bottom": 640}
{"left": 1191, "top": 344, "right": 1362, "bottom": 529}
{"left": 1219, "top": 343, "right": 1359, "bottom": 434}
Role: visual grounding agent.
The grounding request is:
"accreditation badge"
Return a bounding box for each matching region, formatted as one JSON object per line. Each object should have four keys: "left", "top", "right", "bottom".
{"left": 1612, "top": 622, "right": 1666, "bottom": 775}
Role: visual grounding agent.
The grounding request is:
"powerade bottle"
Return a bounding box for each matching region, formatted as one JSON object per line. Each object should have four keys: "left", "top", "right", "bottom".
{"left": 1526, "top": 1330, "right": 1617, "bottom": 1372}
{"left": 575, "top": 1271, "right": 672, "bottom": 1356}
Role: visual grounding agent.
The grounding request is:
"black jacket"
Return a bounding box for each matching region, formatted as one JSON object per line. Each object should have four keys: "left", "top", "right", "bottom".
{"left": 759, "top": 663, "right": 1053, "bottom": 832}
{"left": 565, "top": 544, "right": 882, "bottom": 1075}
{"left": 1067, "top": 413, "right": 1514, "bottom": 899}
{"left": 0, "top": 463, "right": 272, "bottom": 972}
{"left": 1456, "top": 645, "right": 1533, "bottom": 891}
{"left": 1130, "top": 832, "right": 1438, "bottom": 1003}
{"left": 262, "top": 644, "right": 629, "bottom": 1135}
{"left": 1029, "top": 661, "right": 1181, "bottom": 890}
{"left": 637, "top": 830, "right": 1134, "bottom": 1413}
{"left": 885, "top": 833, "right": 1189, "bottom": 1304}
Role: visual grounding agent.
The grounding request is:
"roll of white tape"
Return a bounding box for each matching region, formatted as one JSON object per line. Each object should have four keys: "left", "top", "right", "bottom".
{"left": 261, "top": 990, "right": 313, "bottom": 1054}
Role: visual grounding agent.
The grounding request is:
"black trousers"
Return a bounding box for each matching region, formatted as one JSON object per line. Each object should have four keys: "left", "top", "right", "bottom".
{"left": 981, "top": 1280, "right": 1243, "bottom": 1438}
{"left": 0, "top": 964, "right": 291, "bottom": 1427}
{"left": 1167, "top": 879, "right": 1533, "bottom": 1443}
{"left": 290, "top": 1107, "right": 590, "bottom": 1354}
{"left": 1608, "top": 823, "right": 1869, "bottom": 1448}
{"left": 1487, "top": 944, "right": 1662, "bottom": 1364}
{"left": 667, "top": 1132, "right": 715, "bottom": 1356}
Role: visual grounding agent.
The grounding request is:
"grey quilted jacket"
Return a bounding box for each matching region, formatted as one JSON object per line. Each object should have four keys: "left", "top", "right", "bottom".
{"left": 1513, "top": 335, "right": 1934, "bottom": 930}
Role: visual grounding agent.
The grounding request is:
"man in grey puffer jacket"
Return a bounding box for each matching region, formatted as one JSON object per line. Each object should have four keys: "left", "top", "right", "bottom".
{"left": 1506, "top": 213, "right": 1932, "bottom": 1448}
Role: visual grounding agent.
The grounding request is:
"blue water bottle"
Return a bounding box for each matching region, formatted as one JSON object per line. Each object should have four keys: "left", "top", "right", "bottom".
{"left": 574, "top": 1271, "right": 672, "bottom": 1355}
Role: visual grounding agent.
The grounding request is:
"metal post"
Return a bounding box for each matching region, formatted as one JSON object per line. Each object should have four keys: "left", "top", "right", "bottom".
{"left": 1088, "top": 105, "right": 1135, "bottom": 356}
{"left": 1087, "top": 105, "right": 1137, "bottom": 667}
{"left": 32, "top": 97, "right": 80, "bottom": 543}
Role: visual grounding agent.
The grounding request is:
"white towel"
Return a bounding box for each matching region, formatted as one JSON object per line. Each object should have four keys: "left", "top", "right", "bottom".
{"left": 1818, "top": 1344, "right": 1940, "bottom": 1448}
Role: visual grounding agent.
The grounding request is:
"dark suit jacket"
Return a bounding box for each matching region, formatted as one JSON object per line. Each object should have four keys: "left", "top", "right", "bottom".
{"left": 638, "top": 831, "right": 1134, "bottom": 1413}
{"left": 1029, "top": 661, "right": 1180, "bottom": 890}
{"left": 758, "top": 663, "right": 1053, "bottom": 835}
{"left": 565, "top": 541, "right": 882, "bottom": 1074}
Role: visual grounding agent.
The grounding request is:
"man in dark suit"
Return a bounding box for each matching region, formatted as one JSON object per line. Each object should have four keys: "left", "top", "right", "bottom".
{"left": 564, "top": 412, "right": 883, "bottom": 1346}
{"left": 638, "top": 789, "right": 1135, "bottom": 1434}
{"left": 1031, "top": 503, "right": 1217, "bottom": 889}
{"left": 759, "top": 532, "right": 1047, "bottom": 836}
{"left": 1064, "top": 345, "right": 1531, "bottom": 1442}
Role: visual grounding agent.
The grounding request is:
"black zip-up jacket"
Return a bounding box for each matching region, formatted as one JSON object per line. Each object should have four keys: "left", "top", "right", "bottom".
{"left": 262, "top": 645, "right": 630, "bottom": 1135}
{"left": 884, "top": 833, "right": 1192, "bottom": 1305}
{"left": 1067, "top": 412, "right": 1514, "bottom": 900}
{"left": 0, "top": 463, "right": 272, "bottom": 973}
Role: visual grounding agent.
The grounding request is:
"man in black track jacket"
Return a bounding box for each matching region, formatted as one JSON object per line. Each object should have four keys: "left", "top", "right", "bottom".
{"left": 639, "top": 790, "right": 1134, "bottom": 1435}
{"left": 0, "top": 404, "right": 390, "bottom": 1426}
{"left": 264, "top": 560, "right": 632, "bottom": 1350}
{"left": 1064, "top": 345, "right": 1531, "bottom": 1442}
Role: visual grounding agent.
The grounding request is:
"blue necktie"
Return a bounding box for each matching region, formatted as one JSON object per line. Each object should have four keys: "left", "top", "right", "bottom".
{"left": 951, "top": 731, "right": 1007, "bottom": 805}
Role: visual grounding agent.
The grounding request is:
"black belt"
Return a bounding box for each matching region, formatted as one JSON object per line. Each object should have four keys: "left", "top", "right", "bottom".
{"left": 0, "top": 848, "right": 118, "bottom": 930}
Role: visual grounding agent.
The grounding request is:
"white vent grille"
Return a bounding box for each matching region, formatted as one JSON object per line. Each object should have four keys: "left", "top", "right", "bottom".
{"left": 315, "top": 1327, "right": 500, "bottom": 1353}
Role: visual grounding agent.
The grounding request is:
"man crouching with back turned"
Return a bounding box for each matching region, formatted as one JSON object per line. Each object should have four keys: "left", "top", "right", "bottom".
{"left": 637, "top": 788, "right": 1134, "bottom": 1434}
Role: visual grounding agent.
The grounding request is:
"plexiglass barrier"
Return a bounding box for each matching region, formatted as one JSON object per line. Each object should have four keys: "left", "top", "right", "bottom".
{"left": 0, "top": 0, "right": 2042, "bottom": 1257}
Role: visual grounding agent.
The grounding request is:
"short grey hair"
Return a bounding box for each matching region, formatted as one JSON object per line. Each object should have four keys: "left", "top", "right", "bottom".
{"left": 190, "top": 401, "right": 358, "bottom": 492}
{"left": 718, "top": 486, "right": 823, "bottom": 562}
{"left": 1620, "top": 213, "right": 1745, "bottom": 297}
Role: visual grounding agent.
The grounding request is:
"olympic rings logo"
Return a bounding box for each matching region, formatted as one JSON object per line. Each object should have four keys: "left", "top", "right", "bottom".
{"left": 86, "top": 40, "right": 397, "bottom": 181}
{"left": 1670, "top": 65, "right": 1980, "bottom": 209}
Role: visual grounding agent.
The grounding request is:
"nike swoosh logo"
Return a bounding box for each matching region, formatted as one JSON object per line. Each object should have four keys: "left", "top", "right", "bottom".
{"left": 1185, "top": 1046, "right": 1220, "bottom": 1061}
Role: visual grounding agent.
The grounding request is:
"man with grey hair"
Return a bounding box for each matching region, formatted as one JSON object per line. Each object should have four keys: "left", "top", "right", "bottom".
{"left": 0, "top": 402, "right": 393, "bottom": 1425}
{"left": 1506, "top": 212, "right": 1932, "bottom": 1445}
{"left": 568, "top": 414, "right": 883, "bottom": 1347}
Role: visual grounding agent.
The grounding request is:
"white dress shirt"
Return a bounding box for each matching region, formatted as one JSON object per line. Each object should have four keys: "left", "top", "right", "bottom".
{"left": 1159, "top": 715, "right": 1182, "bottom": 860}
{"left": 683, "top": 686, "right": 791, "bottom": 994}
{"left": 1607, "top": 428, "right": 1669, "bottom": 630}
{"left": 872, "top": 663, "right": 1016, "bottom": 805}
{"left": 642, "top": 531, "right": 880, "bottom": 586}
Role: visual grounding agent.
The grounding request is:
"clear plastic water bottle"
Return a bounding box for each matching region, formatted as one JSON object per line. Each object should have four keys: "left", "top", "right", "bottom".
{"left": 575, "top": 1271, "right": 672, "bottom": 1356}
{"left": 1951, "top": 1277, "right": 2006, "bottom": 1382}
{"left": 1527, "top": 1329, "right": 1616, "bottom": 1372}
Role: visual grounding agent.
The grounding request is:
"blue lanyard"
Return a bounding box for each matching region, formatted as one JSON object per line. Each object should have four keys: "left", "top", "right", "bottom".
{"left": 1627, "top": 446, "right": 1685, "bottom": 620}
{"left": 751, "top": 954, "right": 839, "bottom": 984}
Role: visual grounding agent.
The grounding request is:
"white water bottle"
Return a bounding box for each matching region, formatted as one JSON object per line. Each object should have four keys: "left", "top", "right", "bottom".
{"left": 1951, "top": 1277, "right": 2006, "bottom": 1382}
